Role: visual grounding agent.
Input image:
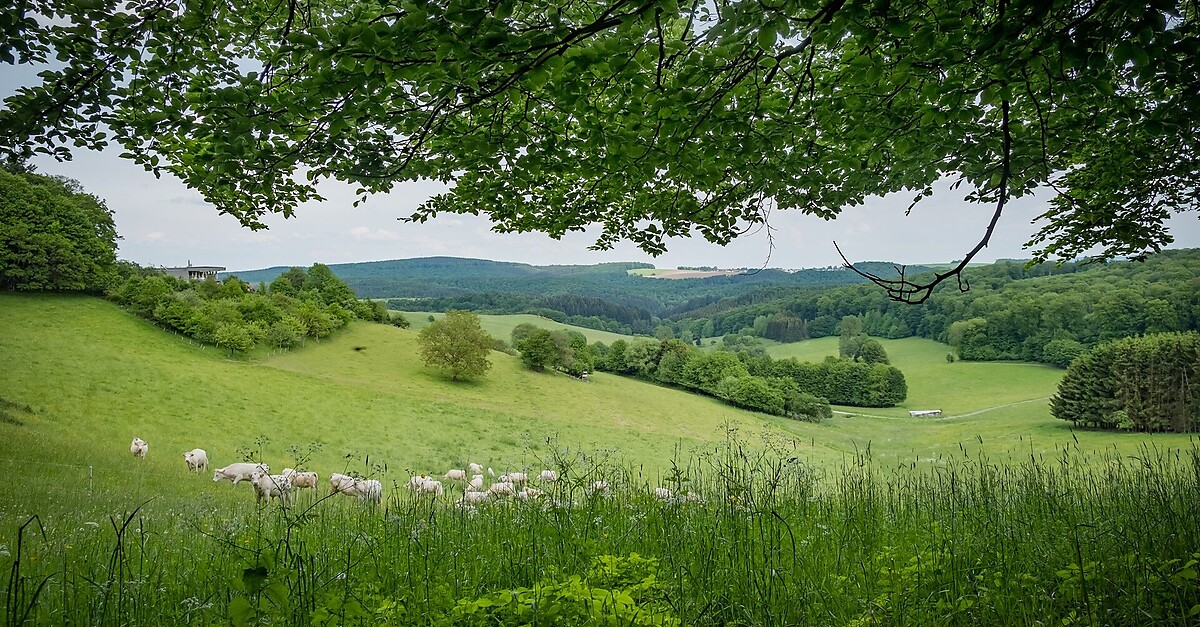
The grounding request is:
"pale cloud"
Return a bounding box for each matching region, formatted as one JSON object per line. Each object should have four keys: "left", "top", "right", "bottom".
{"left": 347, "top": 226, "right": 403, "bottom": 241}
{"left": 228, "top": 230, "right": 281, "bottom": 243}
{"left": 144, "top": 231, "right": 166, "bottom": 241}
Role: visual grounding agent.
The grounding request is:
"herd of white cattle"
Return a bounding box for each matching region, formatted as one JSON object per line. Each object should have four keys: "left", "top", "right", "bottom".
{"left": 130, "top": 438, "right": 700, "bottom": 508}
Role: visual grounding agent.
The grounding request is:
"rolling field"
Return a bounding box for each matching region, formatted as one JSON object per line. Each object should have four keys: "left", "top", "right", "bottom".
{"left": 2, "top": 294, "right": 1199, "bottom": 625}
{"left": 393, "top": 311, "right": 641, "bottom": 345}
{"left": 1, "top": 295, "right": 1194, "bottom": 503}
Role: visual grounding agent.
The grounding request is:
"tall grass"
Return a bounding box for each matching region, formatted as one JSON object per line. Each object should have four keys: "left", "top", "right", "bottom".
{"left": 4, "top": 434, "right": 1199, "bottom": 626}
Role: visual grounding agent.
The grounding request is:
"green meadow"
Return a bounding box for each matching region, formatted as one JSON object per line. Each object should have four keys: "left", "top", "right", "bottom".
{"left": 3, "top": 294, "right": 1199, "bottom": 625}
{"left": 394, "top": 311, "right": 639, "bottom": 345}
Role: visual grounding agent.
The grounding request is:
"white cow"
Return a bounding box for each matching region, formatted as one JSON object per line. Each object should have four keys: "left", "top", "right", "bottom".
{"left": 488, "top": 481, "right": 516, "bottom": 497}
{"left": 418, "top": 478, "right": 444, "bottom": 496}
{"left": 183, "top": 448, "right": 208, "bottom": 471}
{"left": 130, "top": 438, "right": 148, "bottom": 459}
{"left": 251, "top": 472, "right": 293, "bottom": 505}
{"left": 348, "top": 479, "right": 383, "bottom": 504}
{"left": 329, "top": 472, "right": 354, "bottom": 494}
{"left": 282, "top": 468, "right": 318, "bottom": 490}
{"left": 332, "top": 475, "right": 383, "bottom": 504}
{"left": 461, "top": 490, "right": 490, "bottom": 504}
{"left": 213, "top": 462, "right": 270, "bottom": 485}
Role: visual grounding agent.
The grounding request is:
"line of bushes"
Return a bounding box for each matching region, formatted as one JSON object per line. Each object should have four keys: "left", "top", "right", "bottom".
{"left": 106, "top": 263, "right": 390, "bottom": 355}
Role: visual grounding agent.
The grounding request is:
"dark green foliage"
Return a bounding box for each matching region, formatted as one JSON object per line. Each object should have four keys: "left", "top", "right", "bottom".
{"left": 1052, "top": 332, "right": 1200, "bottom": 432}
{"left": 787, "top": 391, "right": 833, "bottom": 423}
{"left": 715, "top": 376, "right": 786, "bottom": 415}
{"left": 0, "top": 170, "right": 119, "bottom": 292}
{"left": 509, "top": 323, "right": 539, "bottom": 346}
{"left": 514, "top": 328, "right": 594, "bottom": 376}
{"left": 516, "top": 329, "right": 559, "bottom": 372}
{"left": 674, "top": 251, "right": 1200, "bottom": 367}
{"left": 681, "top": 351, "right": 749, "bottom": 395}
{"left": 107, "top": 263, "right": 382, "bottom": 354}
{"left": 855, "top": 338, "right": 890, "bottom": 365}
{"left": 1042, "top": 338, "right": 1086, "bottom": 369}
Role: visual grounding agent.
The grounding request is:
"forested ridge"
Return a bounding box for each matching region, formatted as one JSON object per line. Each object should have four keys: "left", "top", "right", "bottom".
{"left": 668, "top": 250, "right": 1200, "bottom": 366}
{"left": 228, "top": 252, "right": 1200, "bottom": 362}
{"left": 228, "top": 258, "right": 933, "bottom": 334}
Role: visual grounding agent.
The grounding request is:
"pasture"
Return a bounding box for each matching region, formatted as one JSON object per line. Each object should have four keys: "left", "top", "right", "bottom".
{"left": 393, "top": 311, "right": 639, "bottom": 345}
{"left": 2, "top": 294, "right": 1199, "bottom": 625}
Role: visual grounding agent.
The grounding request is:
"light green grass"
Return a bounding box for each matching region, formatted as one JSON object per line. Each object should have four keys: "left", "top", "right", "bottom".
{"left": 3, "top": 295, "right": 1200, "bottom": 625}
{"left": 394, "top": 311, "right": 641, "bottom": 344}
{"left": 768, "top": 336, "right": 1062, "bottom": 415}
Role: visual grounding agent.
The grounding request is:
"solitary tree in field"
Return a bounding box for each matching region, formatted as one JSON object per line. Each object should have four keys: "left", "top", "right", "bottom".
{"left": 3, "top": 0, "right": 1197, "bottom": 301}
{"left": 417, "top": 310, "right": 493, "bottom": 381}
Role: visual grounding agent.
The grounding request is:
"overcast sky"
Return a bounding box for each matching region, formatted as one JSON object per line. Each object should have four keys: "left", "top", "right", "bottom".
{"left": 6, "top": 66, "right": 1197, "bottom": 272}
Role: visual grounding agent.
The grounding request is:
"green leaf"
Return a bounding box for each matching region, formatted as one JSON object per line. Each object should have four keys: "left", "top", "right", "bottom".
{"left": 242, "top": 565, "right": 269, "bottom": 593}
{"left": 757, "top": 25, "right": 777, "bottom": 50}
{"left": 229, "top": 597, "right": 254, "bottom": 627}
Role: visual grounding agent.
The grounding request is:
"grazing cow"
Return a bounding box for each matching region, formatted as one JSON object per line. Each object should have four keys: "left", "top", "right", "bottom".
{"left": 488, "top": 481, "right": 516, "bottom": 497}
{"left": 251, "top": 471, "right": 293, "bottom": 506}
{"left": 329, "top": 473, "right": 354, "bottom": 494}
{"left": 282, "top": 468, "right": 318, "bottom": 490}
{"left": 183, "top": 448, "right": 208, "bottom": 471}
{"left": 213, "top": 462, "right": 269, "bottom": 485}
{"left": 130, "top": 438, "right": 148, "bottom": 459}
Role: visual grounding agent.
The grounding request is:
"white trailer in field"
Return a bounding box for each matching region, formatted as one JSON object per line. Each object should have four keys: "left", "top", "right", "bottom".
{"left": 909, "top": 410, "right": 943, "bottom": 418}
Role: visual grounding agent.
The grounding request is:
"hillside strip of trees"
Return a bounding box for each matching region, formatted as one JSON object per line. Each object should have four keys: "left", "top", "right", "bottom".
{"left": 665, "top": 250, "right": 1200, "bottom": 367}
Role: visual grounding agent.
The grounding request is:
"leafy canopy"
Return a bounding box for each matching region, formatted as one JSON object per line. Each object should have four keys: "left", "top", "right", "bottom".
{"left": 2, "top": 0, "right": 1197, "bottom": 297}
{"left": 0, "top": 168, "right": 119, "bottom": 291}
{"left": 417, "top": 310, "right": 494, "bottom": 381}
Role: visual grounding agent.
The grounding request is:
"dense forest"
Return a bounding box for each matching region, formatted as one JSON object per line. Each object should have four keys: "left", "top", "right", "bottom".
{"left": 229, "top": 257, "right": 932, "bottom": 322}
{"left": 666, "top": 250, "right": 1200, "bottom": 367}
{"left": 230, "top": 251, "right": 1199, "bottom": 368}
{"left": 1052, "top": 332, "right": 1200, "bottom": 433}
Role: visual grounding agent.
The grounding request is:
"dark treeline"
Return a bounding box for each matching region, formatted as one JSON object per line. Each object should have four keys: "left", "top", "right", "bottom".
{"left": 585, "top": 337, "right": 906, "bottom": 416}
{"left": 668, "top": 250, "right": 1200, "bottom": 366}
{"left": 230, "top": 257, "right": 931, "bottom": 317}
{"left": 108, "top": 263, "right": 390, "bottom": 355}
{"left": 1052, "top": 332, "right": 1200, "bottom": 433}
{"left": 389, "top": 292, "right": 658, "bottom": 334}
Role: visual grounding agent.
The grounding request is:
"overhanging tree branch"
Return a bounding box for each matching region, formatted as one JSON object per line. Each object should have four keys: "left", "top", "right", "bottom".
{"left": 838, "top": 98, "right": 1013, "bottom": 304}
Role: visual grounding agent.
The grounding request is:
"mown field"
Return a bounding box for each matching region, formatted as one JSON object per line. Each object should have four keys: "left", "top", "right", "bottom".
{"left": 2, "top": 294, "right": 1199, "bottom": 625}
{"left": 394, "top": 311, "right": 639, "bottom": 345}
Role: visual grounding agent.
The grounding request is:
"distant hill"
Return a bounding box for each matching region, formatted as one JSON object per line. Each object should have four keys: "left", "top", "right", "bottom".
{"left": 225, "top": 257, "right": 935, "bottom": 319}
{"left": 664, "top": 249, "right": 1200, "bottom": 366}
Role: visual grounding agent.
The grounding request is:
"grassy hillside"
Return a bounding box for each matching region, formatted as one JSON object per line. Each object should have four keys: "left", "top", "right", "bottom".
{"left": 395, "top": 310, "right": 640, "bottom": 345}
{"left": 4, "top": 294, "right": 1200, "bottom": 627}
{"left": 1, "top": 294, "right": 1196, "bottom": 523}
{"left": 768, "top": 336, "right": 1063, "bottom": 417}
